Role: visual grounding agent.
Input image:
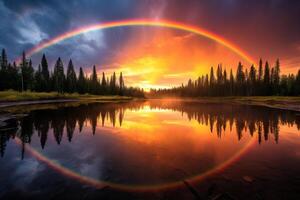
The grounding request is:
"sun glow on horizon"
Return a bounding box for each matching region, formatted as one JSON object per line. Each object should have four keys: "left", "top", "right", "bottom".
{"left": 22, "top": 19, "right": 255, "bottom": 89}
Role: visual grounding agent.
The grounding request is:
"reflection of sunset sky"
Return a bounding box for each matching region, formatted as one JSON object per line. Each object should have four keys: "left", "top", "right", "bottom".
{"left": 28, "top": 103, "right": 254, "bottom": 188}
{"left": 1, "top": 100, "right": 299, "bottom": 191}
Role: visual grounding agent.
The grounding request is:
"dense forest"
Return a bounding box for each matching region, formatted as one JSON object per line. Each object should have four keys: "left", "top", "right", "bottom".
{"left": 1, "top": 48, "right": 300, "bottom": 98}
{"left": 0, "top": 49, "right": 144, "bottom": 97}
{"left": 150, "top": 59, "right": 300, "bottom": 97}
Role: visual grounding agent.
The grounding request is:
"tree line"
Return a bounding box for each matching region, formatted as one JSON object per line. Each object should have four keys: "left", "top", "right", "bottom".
{"left": 150, "top": 59, "right": 300, "bottom": 97}
{"left": 0, "top": 49, "right": 144, "bottom": 97}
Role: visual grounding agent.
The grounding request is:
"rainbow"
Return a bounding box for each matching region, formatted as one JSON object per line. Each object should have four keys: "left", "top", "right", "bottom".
{"left": 22, "top": 19, "right": 255, "bottom": 64}
{"left": 15, "top": 136, "right": 256, "bottom": 192}
{"left": 13, "top": 20, "right": 257, "bottom": 191}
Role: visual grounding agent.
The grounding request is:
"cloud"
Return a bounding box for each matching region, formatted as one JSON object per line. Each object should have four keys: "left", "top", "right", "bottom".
{"left": 16, "top": 14, "right": 48, "bottom": 45}
{"left": 0, "top": 0, "right": 139, "bottom": 63}
{"left": 1, "top": 0, "right": 300, "bottom": 85}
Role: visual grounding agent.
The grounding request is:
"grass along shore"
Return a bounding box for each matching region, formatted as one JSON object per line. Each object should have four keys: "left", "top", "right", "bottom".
{"left": 0, "top": 90, "right": 136, "bottom": 113}
{"left": 0, "top": 91, "right": 299, "bottom": 112}
{"left": 191, "top": 96, "right": 300, "bottom": 112}
{"left": 0, "top": 90, "right": 133, "bottom": 102}
{"left": 149, "top": 96, "right": 300, "bottom": 112}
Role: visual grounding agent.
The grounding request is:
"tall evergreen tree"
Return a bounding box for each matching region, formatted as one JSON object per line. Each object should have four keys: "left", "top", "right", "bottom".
{"left": 119, "top": 72, "right": 125, "bottom": 95}
{"left": 90, "top": 65, "right": 99, "bottom": 94}
{"left": 0, "top": 49, "right": 8, "bottom": 90}
{"left": 77, "top": 67, "right": 86, "bottom": 94}
{"left": 6, "top": 62, "right": 20, "bottom": 90}
{"left": 295, "top": 70, "right": 300, "bottom": 95}
{"left": 216, "top": 64, "right": 223, "bottom": 84}
{"left": 273, "top": 59, "right": 280, "bottom": 94}
{"left": 41, "top": 54, "right": 50, "bottom": 91}
{"left": 110, "top": 72, "right": 117, "bottom": 94}
{"left": 229, "top": 69, "right": 234, "bottom": 95}
{"left": 236, "top": 62, "right": 245, "bottom": 95}
{"left": 101, "top": 72, "right": 107, "bottom": 94}
{"left": 53, "top": 57, "right": 65, "bottom": 93}
{"left": 1, "top": 49, "right": 8, "bottom": 69}
{"left": 258, "top": 58, "right": 263, "bottom": 82}
{"left": 20, "top": 52, "right": 34, "bottom": 91}
{"left": 236, "top": 62, "right": 245, "bottom": 83}
{"left": 66, "top": 59, "right": 77, "bottom": 93}
{"left": 209, "top": 66, "right": 215, "bottom": 84}
{"left": 249, "top": 65, "right": 256, "bottom": 84}
{"left": 264, "top": 61, "right": 271, "bottom": 95}
{"left": 101, "top": 72, "right": 107, "bottom": 87}
{"left": 34, "top": 65, "right": 42, "bottom": 91}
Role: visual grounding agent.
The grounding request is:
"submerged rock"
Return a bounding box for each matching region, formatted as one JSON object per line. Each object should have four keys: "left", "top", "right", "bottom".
{"left": 243, "top": 176, "right": 254, "bottom": 183}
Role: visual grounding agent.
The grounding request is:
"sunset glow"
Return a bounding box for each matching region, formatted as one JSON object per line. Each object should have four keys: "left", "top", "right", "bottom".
{"left": 1, "top": 1, "right": 300, "bottom": 199}
{"left": 21, "top": 19, "right": 255, "bottom": 89}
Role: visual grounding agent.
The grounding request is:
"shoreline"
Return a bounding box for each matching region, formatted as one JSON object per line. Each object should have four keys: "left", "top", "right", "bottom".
{"left": 196, "top": 96, "right": 300, "bottom": 112}
{"left": 0, "top": 95, "right": 136, "bottom": 128}
{"left": 0, "top": 91, "right": 135, "bottom": 109}
{"left": 149, "top": 96, "right": 300, "bottom": 112}
{"left": 0, "top": 95, "right": 299, "bottom": 132}
{"left": 0, "top": 91, "right": 299, "bottom": 113}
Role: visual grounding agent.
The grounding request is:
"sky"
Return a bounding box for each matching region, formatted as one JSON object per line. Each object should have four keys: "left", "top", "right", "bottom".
{"left": 1, "top": 0, "right": 300, "bottom": 89}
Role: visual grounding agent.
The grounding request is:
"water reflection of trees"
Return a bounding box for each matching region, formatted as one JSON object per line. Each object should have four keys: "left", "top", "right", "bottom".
{"left": 149, "top": 101, "right": 300, "bottom": 143}
{"left": 0, "top": 101, "right": 299, "bottom": 158}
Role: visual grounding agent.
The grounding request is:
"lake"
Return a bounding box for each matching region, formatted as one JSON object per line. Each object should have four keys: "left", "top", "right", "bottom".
{"left": 0, "top": 99, "right": 300, "bottom": 199}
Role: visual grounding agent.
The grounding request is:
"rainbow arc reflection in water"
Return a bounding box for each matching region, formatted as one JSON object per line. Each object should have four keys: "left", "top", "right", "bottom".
{"left": 3, "top": 100, "right": 299, "bottom": 191}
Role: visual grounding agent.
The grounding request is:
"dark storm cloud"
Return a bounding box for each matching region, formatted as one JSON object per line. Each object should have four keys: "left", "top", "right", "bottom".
{"left": 0, "top": 0, "right": 140, "bottom": 68}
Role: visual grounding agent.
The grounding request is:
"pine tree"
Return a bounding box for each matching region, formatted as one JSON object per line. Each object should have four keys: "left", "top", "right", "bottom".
{"left": 101, "top": 72, "right": 107, "bottom": 94}
{"left": 34, "top": 65, "right": 42, "bottom": 91}
{"left": 20, "top": 52, "right": 34, "bottom": 91}
{"left": 6, "top": 62, "right": 20, "bottom": 90}
{"left": 28, "top": 59, "right": 34, "bottom": 89}
{"left": 236, "top": 62, "right": 245, "bottom": 84}
{"left": 258, "top": 59, "right": 263, "bottom": 82}
{"left": 263, "top": 61, "right": 271, "bottom": 95}
{"left": 90, "top": 65, "right": 99, "bottom": 94}
{"left": 66, "top": 59, "right": 77, "bottom": 93}
{"left": 0, "top": 49, "right": 8, "bottom": 90}
{"left": 77, "top": 67, "right": 86, "bottom": 94}
{"left": 204, "top": 74, "right": 209, "bottom": 96}
{"left": 230, "top": 69, "right": 234, "bottom": 95}
{"left": 119, "top": 72, "right": 125, "bottom": 95}
{"left": 1, "top": 49, "right": 8, "bottom": 69}
{"left": 223, "top": 69, "right": 227, "bottom": 82}
{"left": 274, "top": 59, "right": 280, "bottom": 94}
{"left": 110, "top": 72, "right": 117, "bottom": 94}
{"left": 216, "top": 64, "right": 223, "bottom": 84}
{"left": 101, "top": 72, "right": 107, "bottom": 86}
{"left": 249, "top": 65, "right": 256, "bottom": 95}
{"left": 295, "top": 70, "right": 300, "bottom": 95}
{"left": 41, "top": 54, "right": 50, "bottom": 91}
{"left": 209, "top": 66, "right": 215, "bottom": 85}
{"left": 53, "top": 57, "right": 65, "bottom": 93}
{"left": 249, "top": 65, "right": 256, "bottom": 84}
{"left": 236, "top": 62, "right": 245, "bottom": 95}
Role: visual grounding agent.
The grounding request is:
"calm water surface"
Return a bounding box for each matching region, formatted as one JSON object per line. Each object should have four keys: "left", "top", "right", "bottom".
{"left": 0, "top": 100, "right": 300, "bottom": 199}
